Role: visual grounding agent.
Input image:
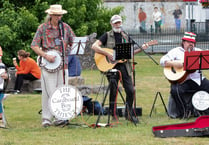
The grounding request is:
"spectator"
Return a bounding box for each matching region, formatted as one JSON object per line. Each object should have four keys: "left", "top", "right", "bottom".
{"left": 13, "top": 50, "right": 41, "bottom": 94}
{"left": 138, "top": 7, "right": 147, "bottom": 33}
{"left": 172, "top": 4, "right": 182, "bottom": 32}
{"left": 152, "top": 7, "right": 162, "bottom": 33}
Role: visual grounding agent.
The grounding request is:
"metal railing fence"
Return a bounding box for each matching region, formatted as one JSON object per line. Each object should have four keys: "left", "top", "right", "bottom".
{"left": 128, "top": 24, "right": 209, "bottom": 53}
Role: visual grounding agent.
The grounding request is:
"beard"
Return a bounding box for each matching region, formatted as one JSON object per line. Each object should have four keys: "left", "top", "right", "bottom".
{"left": 112, "top": 27, "right": 121, "bottom": 33}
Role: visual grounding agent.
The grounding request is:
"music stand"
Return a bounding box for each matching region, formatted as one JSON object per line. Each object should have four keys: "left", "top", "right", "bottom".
{"left": 184, "top": 50, "right": 209, "bottom": 83}
{"left": 113, "top": 43, "right": 132, "bottom": 61}
{"left": 69, "top": 37, "right": 88, "bottom": 55}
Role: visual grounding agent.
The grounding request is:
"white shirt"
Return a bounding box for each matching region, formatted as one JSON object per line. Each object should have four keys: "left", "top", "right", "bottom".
{"left": 160, "top": 47, "right": 203, "bottom": 86}
{"left": 152, "top": 11, "right": 161, "bottom": 22}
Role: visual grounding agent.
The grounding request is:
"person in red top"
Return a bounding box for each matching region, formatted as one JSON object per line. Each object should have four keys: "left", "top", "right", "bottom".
{"left": 138, "top": 7, "right": 147, "bottom": 33}
{"left": 13, "top": 49, "right": 41, "bottom": 94}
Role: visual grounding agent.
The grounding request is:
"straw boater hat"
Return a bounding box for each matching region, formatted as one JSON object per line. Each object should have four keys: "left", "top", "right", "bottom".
{"left": 182, "top": 32, "right": 196, "bottom": 43}
{"left": 110, "top": 15, "right": 122, "bottom": 24}
{"left": 45, "top": 4, "right": 67, "bottom": 15}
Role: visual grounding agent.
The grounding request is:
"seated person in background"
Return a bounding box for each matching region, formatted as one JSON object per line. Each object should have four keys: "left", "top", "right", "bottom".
{"left": 0, "top": 46, "right": 9, "bottom": 128}
{"left": 160, "top": 32, "right": 209, "bottom": 119}
{"left": 13, "top": 50, "right": 41, "bottom": 94}
{"left": 68, "top": 55, "right": 81, "bottom": 77}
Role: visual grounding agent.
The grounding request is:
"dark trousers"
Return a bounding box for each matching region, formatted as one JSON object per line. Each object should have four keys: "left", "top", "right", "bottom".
{"left": 108, "top": 64, "right": 134, "bottom": 116}
{"left": 170, "top": 78, "right": 209, "bottom": 118}
{"left": 154, "top": 20, "right": 161, "bottom": 33}
{"left": 14, "top": 74, "right": 38, "bottom": 91}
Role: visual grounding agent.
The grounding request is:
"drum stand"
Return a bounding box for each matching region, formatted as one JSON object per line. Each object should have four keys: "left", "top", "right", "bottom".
{"left": 94, "top": 69, "right": 137, "bottom": 128}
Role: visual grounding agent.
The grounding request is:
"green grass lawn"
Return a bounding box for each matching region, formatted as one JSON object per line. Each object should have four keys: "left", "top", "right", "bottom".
{"left": 1, "top": 54, "right": 209, "bottom": 145}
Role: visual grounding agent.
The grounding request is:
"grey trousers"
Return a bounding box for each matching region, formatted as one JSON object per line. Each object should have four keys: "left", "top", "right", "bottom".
{"left": 41, "top": 68, "right": 68, "bottom": 123}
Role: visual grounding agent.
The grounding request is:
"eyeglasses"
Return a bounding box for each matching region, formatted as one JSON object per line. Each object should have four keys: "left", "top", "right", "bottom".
{"left": 53, "top": 14, "right": 63, "bottom": 17}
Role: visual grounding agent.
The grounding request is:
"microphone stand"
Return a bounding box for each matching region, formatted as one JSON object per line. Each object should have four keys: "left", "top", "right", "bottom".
{"left": 121, "top": 28, "right": 159, "bottom": 113}
{"left": 58, "top": 20, "right": 66, "bottom": 85}
{"left": 121, "top": 29, "right": 159, "bottom": 65}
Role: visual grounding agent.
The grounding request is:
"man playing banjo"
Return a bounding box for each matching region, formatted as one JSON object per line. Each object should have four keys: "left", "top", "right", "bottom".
{"left": 31, "top": 4, "right": 75, "bottom": 127}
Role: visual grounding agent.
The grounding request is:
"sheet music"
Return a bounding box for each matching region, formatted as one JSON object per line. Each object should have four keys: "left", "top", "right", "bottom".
{"left": 69, "top": 37, "right": 88, "bottom": 55}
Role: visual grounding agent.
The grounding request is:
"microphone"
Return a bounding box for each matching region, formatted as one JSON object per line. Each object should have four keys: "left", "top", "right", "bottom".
{"left": 58, "top": 20, "right": 63, "bottom": 26}
{"left": 120, "top": 26, "right": 137, "bottom": 45}
{"left": 120, "top": 25, "right": 128, "bottom": 35}
{"left": 120, "top": 25, "right": 124, "bottom": 32}
{"left": 58, "top": 20, "right": 64, "bottom": 39}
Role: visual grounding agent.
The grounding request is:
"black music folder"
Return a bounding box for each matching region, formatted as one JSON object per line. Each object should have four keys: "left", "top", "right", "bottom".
{"left": 113, "top": 43, "right": 132, "bottom": 60}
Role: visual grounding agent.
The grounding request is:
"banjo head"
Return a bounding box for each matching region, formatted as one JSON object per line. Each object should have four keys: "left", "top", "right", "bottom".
{"left": 49, "top": 85, "right": 83, "bottom": 120}
{"left": 41, "top": 50, "right": 63, "bottom": 73}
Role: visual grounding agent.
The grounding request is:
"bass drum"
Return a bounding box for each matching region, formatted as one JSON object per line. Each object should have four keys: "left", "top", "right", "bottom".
{"left": 192, "top": 91, "right": 209, "bottom": 111}
{"left": 49, "top": 85, "right": 83, "bottom": 120}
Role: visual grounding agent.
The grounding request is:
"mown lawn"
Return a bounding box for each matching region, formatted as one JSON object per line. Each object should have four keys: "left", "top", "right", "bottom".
{"left": 1, "top": 54, "right": 209, "bottom": 145}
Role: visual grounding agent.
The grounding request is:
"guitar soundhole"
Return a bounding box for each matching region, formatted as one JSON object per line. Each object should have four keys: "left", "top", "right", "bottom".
{"left": 106, "top": 56, "right": 110, "bottom": 63}
{"left": 171, "top": 67, "right": 176, "bottom": 73}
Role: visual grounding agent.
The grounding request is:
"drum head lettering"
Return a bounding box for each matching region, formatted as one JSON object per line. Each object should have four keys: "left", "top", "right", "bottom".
{"left": 192, "top": 91, "right": 209, "bottom": 111}
{"left": 49, "top": 85, "right": 83, "bottom": 120}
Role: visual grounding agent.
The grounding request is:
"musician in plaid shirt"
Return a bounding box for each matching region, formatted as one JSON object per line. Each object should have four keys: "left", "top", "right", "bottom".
{"left": 31, "top": 4, "right": 75, "bottom": 127}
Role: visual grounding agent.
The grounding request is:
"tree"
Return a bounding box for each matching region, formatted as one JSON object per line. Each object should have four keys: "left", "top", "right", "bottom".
{"left": 0, "top": 0, "right": 123, "bottom": 66}
{"left": 0, "top": 1, "right": 40, "bottom": 65}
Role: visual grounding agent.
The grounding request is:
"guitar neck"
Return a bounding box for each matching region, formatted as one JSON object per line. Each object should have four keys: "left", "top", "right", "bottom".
{"left": 134, "top": 40, "right": 158, "bottom": 55}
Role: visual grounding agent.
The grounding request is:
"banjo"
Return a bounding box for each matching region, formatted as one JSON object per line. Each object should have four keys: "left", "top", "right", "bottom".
{"left": 40, "top": 50, "right": 63, "bottom": 73}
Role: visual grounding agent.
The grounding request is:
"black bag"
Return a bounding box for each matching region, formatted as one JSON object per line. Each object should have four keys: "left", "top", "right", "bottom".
{"left": 83, "top": 96, "right": 105, "bottom": 115}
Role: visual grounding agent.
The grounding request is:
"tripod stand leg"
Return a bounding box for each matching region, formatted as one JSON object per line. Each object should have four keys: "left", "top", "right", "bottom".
{"left": 149, "top": 92, "right": 158, "bottom": 117}
{"left": 94, "top": 84, "right": 111, "bottom": 128}
{"left": 149, "top": 92, "right": 168, "bottom": 117}
{"left": 159, "top": 92, "right": 169, "bottom": 116}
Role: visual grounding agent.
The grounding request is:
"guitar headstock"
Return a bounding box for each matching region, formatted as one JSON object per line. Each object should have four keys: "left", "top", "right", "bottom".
{"left": 147, "top": 40, "right": 158, "bottom": 46}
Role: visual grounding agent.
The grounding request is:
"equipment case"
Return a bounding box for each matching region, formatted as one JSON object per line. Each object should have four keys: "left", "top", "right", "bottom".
{"left": 152, "top": 115, "right": 209, "bottom": 137}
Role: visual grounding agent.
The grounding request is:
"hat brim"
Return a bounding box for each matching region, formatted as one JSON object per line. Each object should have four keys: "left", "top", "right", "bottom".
{"left": 182, "top": 38, "right": 196, "bottom": 43}
{"left": 45, "top": 9, "right": 67, "bottom": 15}
{"left": 112, "top": 19, "right": 122, "bottom": 24}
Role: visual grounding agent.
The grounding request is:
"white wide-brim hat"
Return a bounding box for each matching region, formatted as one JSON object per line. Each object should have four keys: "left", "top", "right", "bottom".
{"left": 45, "top": 4, "right": 67, "bottom": 15}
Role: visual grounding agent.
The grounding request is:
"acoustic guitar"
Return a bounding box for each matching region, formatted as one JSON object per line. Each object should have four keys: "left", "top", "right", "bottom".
{"left": 163, "top": 60, "right": 188, "bottom": 83}
{"left": 94, "top": 40, "right": 158, "bottom": 72}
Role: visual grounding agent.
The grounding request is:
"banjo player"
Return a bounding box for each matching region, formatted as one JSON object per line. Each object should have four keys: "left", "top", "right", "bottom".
{"left": 31, "top": 4, "right": 76, "bottom": 128}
